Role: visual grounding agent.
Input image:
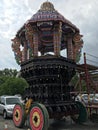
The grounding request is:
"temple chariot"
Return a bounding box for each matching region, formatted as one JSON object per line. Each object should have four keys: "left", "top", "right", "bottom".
{"left": 12, "top": 1, "right": 87, "bottom": 130}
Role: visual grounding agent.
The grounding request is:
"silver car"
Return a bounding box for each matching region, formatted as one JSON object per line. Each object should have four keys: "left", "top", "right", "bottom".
{"left": 0, "top": 95, "right": 21, "bottom": 119}
{"left": 75, "top": 93, "right": 98, "bottom": 105}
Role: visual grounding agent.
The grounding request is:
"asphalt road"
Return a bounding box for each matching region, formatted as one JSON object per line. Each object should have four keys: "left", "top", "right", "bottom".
{"left": 0, "top": 115, "right": 98, "bottom": 130}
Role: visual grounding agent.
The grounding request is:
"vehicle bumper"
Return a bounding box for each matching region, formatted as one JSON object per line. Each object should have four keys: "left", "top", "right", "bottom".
{"left": 7, "top": 111, "right": 13, "bottom": 117}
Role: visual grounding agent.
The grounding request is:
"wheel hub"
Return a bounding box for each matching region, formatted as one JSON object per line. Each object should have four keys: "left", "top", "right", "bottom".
{"left": 32, "top": 111, "right": 40, "bottom": 127}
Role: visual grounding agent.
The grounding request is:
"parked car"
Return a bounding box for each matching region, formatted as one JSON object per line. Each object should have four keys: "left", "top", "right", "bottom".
{"left": 0, "top": 95, "right": 21, "bottom": 119}
{"left": 75, "top": 93, "right": 98, "bottom": 105}
{"left": 75, "top": 94, "right": 89, "bottom": 104}
{"left": 90, "top": 94, "right": 98, "bottom": 104}
{"left": 14, "top": 94, "right": 23, "bottom": 102}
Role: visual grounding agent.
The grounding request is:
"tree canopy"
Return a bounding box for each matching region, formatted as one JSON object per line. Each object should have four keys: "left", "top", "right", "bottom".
{"left": 0, "top": 77, "right": 28, "bottom": 96}
{"left": 0, "top": 68, "right": 29, "bottom": 96}
{"left": 0, "top": 68, "right": 18, "bottom": 77}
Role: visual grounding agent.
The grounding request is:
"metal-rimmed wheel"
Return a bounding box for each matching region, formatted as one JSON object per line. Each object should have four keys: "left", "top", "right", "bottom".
{"left": 71, "top": 101, "right": 87, "bottom": 123}
{"left": 13, "top": 103, "right": 26, "bottom": 128}
{"left": 29, "top": 103, "right": 49, "bottom": 130}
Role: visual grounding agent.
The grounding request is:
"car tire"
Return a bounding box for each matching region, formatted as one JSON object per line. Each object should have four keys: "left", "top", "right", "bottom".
{"left": 3, "top": 110, "right": 7, "bottom": 119}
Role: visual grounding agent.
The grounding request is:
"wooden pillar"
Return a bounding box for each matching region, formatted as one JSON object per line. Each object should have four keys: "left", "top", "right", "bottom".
{"left": 67, "top": 35, "right": 73, "bottom": 59}
{"left": 73, "top": 45, "right": 77, "bottom": 61}
{"left": 11, "top": 37, "right": 22, "bottom": 63}
{"left": 23, "top": 40, "right": 28, "bottom": 60}
{"left": 53, "top": 22, "right": 62, "bottom": 56}
{"left": 73, "top": 33, "right": 83, "bottom": 61}
{"left": 33, "top": 26, "right": 38, "bottom": 57}
{"left": 25, "top": 24, "right": 34, "bottom": 57}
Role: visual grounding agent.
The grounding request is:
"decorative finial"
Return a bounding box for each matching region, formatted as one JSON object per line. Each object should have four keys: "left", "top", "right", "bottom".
{"left": 40, "top": 1, "right": 55, "bottom": 11}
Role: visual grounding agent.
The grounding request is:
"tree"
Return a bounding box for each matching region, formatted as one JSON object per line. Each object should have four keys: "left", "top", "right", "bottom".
{"left": 0, "top": 76, "right": 10, "bottom": 86}
{"left": 70, "top": 73, "right": 86, "bottom": 92}
{"left": 0, "top": 77, "right": 29, "bottom": 96}
{"left": 0, "top": 68, "right": 18, "bottom": 77}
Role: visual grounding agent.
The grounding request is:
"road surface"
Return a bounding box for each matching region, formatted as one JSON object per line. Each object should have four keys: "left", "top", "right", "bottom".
{"left": 0, "top": 115, "right": 98, "bottom": 130}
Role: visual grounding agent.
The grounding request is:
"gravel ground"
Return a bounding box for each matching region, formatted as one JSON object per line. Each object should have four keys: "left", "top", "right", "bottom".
{"left": 0, "top": 115, "right": 98, "bottom": 130}
{"left": 0, "top": 116, "right": 27, "bottom": 130}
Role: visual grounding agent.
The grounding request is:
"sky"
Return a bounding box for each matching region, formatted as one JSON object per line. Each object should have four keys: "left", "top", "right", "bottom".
{"left": 0, "top": 0, "right": 98, "bottom": 70}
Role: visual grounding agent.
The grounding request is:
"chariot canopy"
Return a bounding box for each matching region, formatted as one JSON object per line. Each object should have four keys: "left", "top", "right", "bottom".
{"left": 12, "top": 1, "right": 83, "bottom": 64}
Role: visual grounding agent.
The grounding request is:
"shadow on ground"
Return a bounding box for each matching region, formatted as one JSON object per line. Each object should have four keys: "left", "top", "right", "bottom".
{"left": 48, "top": 118, "right": 73, "bottom": 130}
{"left": 48, "top": 117, "right": 98, "bottom": 130}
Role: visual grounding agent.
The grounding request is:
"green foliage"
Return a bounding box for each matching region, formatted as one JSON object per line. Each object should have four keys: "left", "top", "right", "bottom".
{"left": 71, "top": 74, "right": 79, "bottom": 86}
{"left": 0, "top": 68, "right": 18, "bottom": 77}
{"left": 70, "top": 73, "right": 86, "bottom": 91}
{"left": 15, "top": 55, "right": 21, "bottom": 65}
{"left": 81, "top": 80, "right": 87, "bottom": 91}
{"left": 76, "top": 52, "right": 81, "bottom": 63}
{"left": 0, "top": 76, "right": 10, "bottom": 86}
{"left": 0, "top": 68, "right": 29, "bottom": 96}
{"left": 0, "top": 77, "right": 29, "bottom": 96}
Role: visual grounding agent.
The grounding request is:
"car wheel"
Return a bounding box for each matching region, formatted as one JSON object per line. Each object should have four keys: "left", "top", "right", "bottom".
{"left": 3, "top": 110, "right": 7, "bottom": 119}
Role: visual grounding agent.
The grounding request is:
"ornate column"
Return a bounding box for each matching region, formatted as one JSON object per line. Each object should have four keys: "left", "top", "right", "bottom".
{"left": 53, "top": 22, "right": 62, "bottom": 56}
{"left": 73, "top": 33, "right": 83, "bottom": 62}
{"left": 25, "top": 24, "right": 34, "bottom": 58}
{"left": 23, "top": 39, "right": 28, "bottom": 61}
{"left": 67, "top": 35, "right": 73, "bottom": 59}
{"left": 11, "top": 37, "right": 22, "bottom": 64}
{"left": 32, "top": 26, "right": 38, "bottom": 57}
{"left": 73, "top": 45, "right": 77, "bottom": 61}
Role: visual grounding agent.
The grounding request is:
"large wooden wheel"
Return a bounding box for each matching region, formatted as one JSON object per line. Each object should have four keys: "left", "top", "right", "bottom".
{"left": 71, "top": 101, "right": 87, "bottom": 123}
{"left": 29, "top": 103, "right": 49, "bottom": 130}
{"left": 13, "top": 103, "right": 26, "bottom": 128}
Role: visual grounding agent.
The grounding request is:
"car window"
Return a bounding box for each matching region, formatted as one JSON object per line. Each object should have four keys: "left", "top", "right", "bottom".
{"left": 95, "top": 95, "right": 98, "bottom": 99}
{"left": 82, "top": 95, "right": 88, "bottom": 100}
{"left": 6, "top": 98, "right": 20, "bottom": 105}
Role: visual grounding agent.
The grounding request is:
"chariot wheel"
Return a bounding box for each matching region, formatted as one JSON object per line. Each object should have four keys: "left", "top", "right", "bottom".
{"left": 71, "top": 101, "right": 87, "bottom": 123}
{"left": 13, "top": 103, "right": 26, "bottom": 128}
{"left": 29, "top": 103, "right": 49, "bottom": 130}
